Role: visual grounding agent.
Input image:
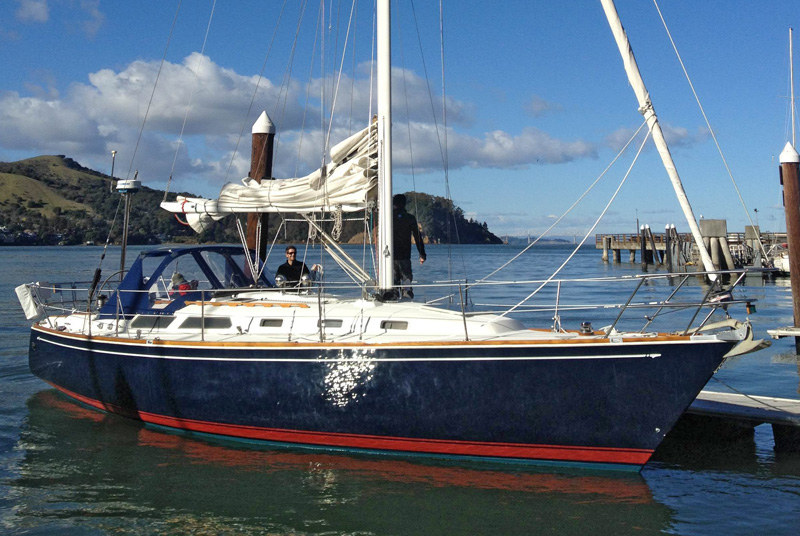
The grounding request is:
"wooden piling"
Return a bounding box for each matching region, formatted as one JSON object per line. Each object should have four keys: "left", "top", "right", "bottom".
{"left": 779, "top": 142, "right": 800, "bottom": 351}
{"left": 664, "top": 224, "right": 673, "bottom": 272}
{"left": 646, "top": 225, "right": 660, "bottom": 265}
{"left": 246, "top": 111, "right": 276, "bottom": 260}
{"left": 639, "top": 225, "right": 647, "bottom": 270}
{"left": 672, "top": 226, "right": 682, "bottom": 270}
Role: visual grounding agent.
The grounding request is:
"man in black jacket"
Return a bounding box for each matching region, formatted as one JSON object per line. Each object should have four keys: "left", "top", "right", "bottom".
{"left": 392, "top": 194, "right": 426, "bottom": 299}
{"left": 275, "top": 246, "right": 313, "bottom": 287}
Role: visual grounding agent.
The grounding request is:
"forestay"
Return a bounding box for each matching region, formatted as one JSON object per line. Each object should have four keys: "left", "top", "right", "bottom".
{"left": 160, "top": 122, "right": 378, "bottom": 233}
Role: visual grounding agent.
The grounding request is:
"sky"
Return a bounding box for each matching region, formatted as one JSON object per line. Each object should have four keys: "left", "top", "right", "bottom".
{"left": 1, "top": 0, "right": 799, "bottom": 239}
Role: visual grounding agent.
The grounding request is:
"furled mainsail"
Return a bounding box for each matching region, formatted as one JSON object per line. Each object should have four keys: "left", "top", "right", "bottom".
{"left": 161, "top": 123, "right": 377, "bottom": 233}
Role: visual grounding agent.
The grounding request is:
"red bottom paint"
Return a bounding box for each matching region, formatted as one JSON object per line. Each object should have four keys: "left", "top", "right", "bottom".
{"left": 49, "top": 383, "right": 653, "bottom": 467}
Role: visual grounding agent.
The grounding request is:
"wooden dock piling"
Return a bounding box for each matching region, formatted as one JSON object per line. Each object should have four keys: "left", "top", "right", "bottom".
{"left": 779, "top": 142, "right": 800, "bottom": 351}
{"left": 640, "top": 227, "right": 648, "bottom": 265}
{"left": 664, "top": 224, "right": 673, "bottom": 271}
{"left": 246, "top": 111, "right": 276, "bottom": 260}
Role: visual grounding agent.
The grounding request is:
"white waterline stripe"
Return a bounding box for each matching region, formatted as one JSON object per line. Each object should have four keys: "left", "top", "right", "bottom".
{"left": 36, "top": 326, "right": 719, "bottom": 351}
{"left": 39, "top": 337, "right": 660, "bottom": 362}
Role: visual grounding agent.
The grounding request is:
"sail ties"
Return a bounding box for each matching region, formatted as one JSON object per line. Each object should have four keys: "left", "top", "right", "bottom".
{"left": 331, "top": 206, "right": 343, "bottom": 241}
{"left": 160, "top": 122, "right": 378, "bottom": 232}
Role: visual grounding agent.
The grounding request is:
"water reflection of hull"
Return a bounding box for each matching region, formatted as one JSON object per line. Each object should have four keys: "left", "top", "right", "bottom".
{"left": 36, "top": 391, "right": 647, "bottom": 499}
{"left": 43, "top": 390, "right": 663, "bottom": 493}
{"left": 29, "top": 326, "right": 732, "bottom": 468}
{"left": 8, "top": 390, "right": 675, "bottom": 533}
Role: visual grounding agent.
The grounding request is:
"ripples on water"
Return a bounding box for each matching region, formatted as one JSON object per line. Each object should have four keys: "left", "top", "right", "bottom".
{"left": 1, "top": 245, "right": 799, "bottom": 535}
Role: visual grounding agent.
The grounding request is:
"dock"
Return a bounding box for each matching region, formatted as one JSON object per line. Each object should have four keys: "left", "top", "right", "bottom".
{"left": 595, "top": 221, "right": 787, "bottom": 270}
{"left": 766, "top": 326, "right": 800, "bottom": 339}
{"left": 679, "top": 390, "right": 800, "bottom": 451}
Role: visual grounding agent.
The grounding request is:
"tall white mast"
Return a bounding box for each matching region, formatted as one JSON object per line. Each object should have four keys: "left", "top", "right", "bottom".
{"left": 377, "top": 0, "right": 394, "bottom": 292}
{"left": 600, "top": 0, "right": 716, "bottom": 275}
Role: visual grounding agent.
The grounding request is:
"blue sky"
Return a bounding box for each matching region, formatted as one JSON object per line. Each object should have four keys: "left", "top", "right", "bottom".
{"left": 1, "top": 0, "right": 798, "bottom": 238}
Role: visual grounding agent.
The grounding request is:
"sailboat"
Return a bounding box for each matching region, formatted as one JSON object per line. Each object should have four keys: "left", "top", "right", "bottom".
{"left": 16, "top": 0, "right": 765, "bottom": 470}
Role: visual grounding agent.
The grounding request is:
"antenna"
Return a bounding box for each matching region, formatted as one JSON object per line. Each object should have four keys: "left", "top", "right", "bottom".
{"left": 789, "top": 28, "right": 797, "bottom": 147}
{"left": 109, "top": 150, "right": 117, "bottom": 192}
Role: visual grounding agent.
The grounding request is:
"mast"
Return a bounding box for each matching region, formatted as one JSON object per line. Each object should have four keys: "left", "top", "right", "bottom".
{"left": 376, "top": 0, "right": 394, "bottom": 293}
{"left": 600, "top": 0, "right": 716, "bottom": 276}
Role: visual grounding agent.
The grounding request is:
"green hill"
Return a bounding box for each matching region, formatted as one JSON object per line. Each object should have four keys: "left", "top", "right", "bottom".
{"left": 0, "top": 156, "right": 195, "bottom": 245}
{"left": 0, "top": 171, "right": 93, "bottom": 218}
{"left": 0, "top": 155, "right": 501, "bottom": 246}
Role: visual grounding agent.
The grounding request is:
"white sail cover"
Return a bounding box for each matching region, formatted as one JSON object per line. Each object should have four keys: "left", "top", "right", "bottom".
{"left": 161, "top": 123, "right": 377, "bottom": 233}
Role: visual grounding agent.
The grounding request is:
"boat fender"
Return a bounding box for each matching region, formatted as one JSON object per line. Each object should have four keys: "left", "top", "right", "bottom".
{"left": 15, "top": 283, "right": 46, "bottom": 321}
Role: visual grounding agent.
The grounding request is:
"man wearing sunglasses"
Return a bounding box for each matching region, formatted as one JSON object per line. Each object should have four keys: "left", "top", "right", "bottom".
{"left": 275, "top": 246, "right": 316, "bottom": 287}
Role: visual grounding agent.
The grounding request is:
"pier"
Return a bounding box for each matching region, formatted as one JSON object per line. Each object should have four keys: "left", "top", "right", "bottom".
{"left": 676, "top": 390, "right": 800, "bottom": 451}
{"left": 596, "top": 220, "right": 787, "bottom": 270}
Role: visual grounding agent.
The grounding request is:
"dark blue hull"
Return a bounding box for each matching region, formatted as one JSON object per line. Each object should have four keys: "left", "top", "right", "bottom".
{"left": 28, "top": 325, "right": 732, "bottom": 467}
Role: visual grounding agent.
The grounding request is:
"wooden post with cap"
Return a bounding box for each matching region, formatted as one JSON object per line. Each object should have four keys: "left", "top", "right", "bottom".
{"left": 246, "top": 111, "right": 276, "bottom": 260}
{"left": 780, "top": 141, "right": 800, "bottom": 351}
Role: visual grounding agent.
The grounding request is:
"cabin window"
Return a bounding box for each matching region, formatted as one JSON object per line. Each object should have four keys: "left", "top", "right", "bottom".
{"left": 130, "top": 315, "right": 175, "bottom": 330}
{"left": 227, "top": 252, "right": 271, "bottom": 287}
{"left": 259, "top": 318, "right": 283, "bottom": 328}
{"left": 178, "top": 317, "right": 232, "bottom": 329}
{"left": 199, "top": 250, "right": 252, "bottom": 288}
{"left": 380, "top": 320, "right": 408, "bottom": 330}
{"left": 317, "top": 319, "right": 343, "bottom": 328}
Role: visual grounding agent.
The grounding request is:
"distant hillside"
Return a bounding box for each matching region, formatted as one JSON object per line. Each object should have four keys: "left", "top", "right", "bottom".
{"left": 0, "top": 155, "right": 501, "bottom": 246}
{"left": 503, "top": 236, "right": 572, "bottom": 246}
{"left": 397, "top": 191, "right": 503, "bottom": 245}
{"left": 0, "top": 156, "right": 196, "bottom": 245}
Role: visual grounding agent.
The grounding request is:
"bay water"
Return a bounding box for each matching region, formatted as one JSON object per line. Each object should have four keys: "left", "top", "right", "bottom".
{"left": 1, "top": 244, "right": 799, "bottom": 535}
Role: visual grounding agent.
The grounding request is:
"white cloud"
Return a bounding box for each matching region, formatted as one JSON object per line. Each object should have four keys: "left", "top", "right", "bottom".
{"left": 14, "top": 0, "right": 105, "bottom": 37}
{"left": 605, "top": 123, "right": 709, "bottom": 152}
{"left": 524, "top": 95, "right": 562, "bottom": 117}
{"left": 0, "top": 91, "right": 102, "bottom": 154}
{"left": 15, "top": 0, "right": 48, "bottom": 23}
{"left": 77, "top": 0, "right": 104, "bottom": 38}
{"left": 469, "top": 127, "right": 596, "bottom": 167}
{"left": 23, "top": 70, "right": 59, "bottom": 99}
{"left": 0, "top": 53, "right": 600, "bottom": 197}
